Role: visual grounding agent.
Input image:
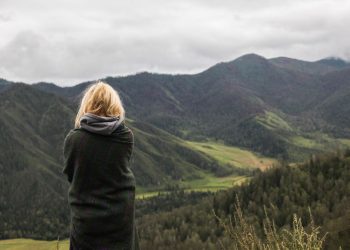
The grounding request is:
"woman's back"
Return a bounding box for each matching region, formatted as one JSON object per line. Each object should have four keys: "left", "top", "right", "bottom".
{"left": 63, "top": 81, "right": 139, "bottom": 250}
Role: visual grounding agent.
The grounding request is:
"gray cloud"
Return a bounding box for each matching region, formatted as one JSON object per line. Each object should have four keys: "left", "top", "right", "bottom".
{"left": 0, "top": 0, "right": 349, "bottom": 86}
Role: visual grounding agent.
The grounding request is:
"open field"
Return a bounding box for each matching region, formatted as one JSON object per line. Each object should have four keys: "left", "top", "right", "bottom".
{"left": 136, "top": 140, "right": 274, "bottom": 199}
{"left": 0, "top": 239, "right": 69, "bottom": 250}
{"left": 136, "top": 174, "right": 249, "bottom": 199}
{"left": 178, "top": 174, "right": 249, "bottom": 192}
{"left": 185, "top": 140, "right": 277, "bottom": 170}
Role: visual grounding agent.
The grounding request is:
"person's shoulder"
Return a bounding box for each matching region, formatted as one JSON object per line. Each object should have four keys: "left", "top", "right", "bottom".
{"left": 66, "top": 128, "right": 81, "bottom": 136}
{"left": 123, "top": 122, "right": 133, "bottom": 132}
{"left": 115, "top": 120, "right": 132, "bottom": 132}
{"left": 125, "top": 125, "right": 134, "bottom": 141}
{"left": 112, "top": 121, "right": 134, "bottom": 143}
{"left": 123, "top": 122, "right": 134, "bottom": 140}
{"left": 64, "top": 128, "right": 83, "bottom": 143}
{"left": 123, "top": 121, "right": 133, "bottom": 132}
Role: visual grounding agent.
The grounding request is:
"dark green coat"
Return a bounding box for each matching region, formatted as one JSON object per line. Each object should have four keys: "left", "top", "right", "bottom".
{"left": 63, "top": 121, "right": 139, "bottom": 250}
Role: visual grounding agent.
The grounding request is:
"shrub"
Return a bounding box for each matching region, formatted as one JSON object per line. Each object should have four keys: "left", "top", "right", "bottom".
{"left": 214, "top": 196, "right": 327, "bottom": 250}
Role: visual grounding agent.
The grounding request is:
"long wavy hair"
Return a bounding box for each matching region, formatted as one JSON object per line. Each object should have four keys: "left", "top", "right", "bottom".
{"left": 74, "top": 81, "right": 125, "bottom": 128}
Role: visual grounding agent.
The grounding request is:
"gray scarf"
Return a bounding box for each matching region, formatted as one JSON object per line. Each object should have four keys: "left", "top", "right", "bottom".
{"left": 80, "top": 112, "right": 124, "bottom": 135}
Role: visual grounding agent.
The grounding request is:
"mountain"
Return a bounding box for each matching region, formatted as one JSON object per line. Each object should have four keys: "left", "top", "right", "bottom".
{"left": 316, "top": 57, "right": 350, "bottom": 68}
{"left": 269, "top": 57, "right": 338, "bottom": 75}
{"left": 0, "top": 83, "right": 74, "bottom": 239}
{"left": 269, "top": 56, "right": 350, "bottom": 75}
{"left": 33, "top": 54, "right": 350, "bottom": 160}
{"left": 0, "top": 78, "right": 11, "bottom": 92}
{"left": 313, "top": 68, "right": 350, "bottom": 134}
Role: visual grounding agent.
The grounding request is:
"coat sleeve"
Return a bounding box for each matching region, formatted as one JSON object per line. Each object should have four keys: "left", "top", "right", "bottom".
{"left": 62, "top": 130, "right": 75, "bottom": 183}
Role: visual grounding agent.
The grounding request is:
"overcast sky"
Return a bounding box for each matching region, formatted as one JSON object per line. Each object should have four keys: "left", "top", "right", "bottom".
{"left": 0, "top": 0, "right": 349, "bottom": 86}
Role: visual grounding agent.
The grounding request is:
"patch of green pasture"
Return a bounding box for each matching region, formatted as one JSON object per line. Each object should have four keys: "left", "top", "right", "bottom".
{"left": 179, "top": 174, "right": 249, "bottom": 190}
{"left": 290, "top": 135, "right": 325, "bottom": 150}
{"left": 136, "top": 190, "right": 171, "bottom": 199}
{"left": 0, "top": 239, "right": 69, "bottom": 250}
{"left": 337, "top": 138, "right": 350, "bottom": 147}
{"left": 290, "top": 133, "right": 350, "bottom": 150}
{"left": 136, "top": 173, "right": 249, "bottom": 199}
{"left": 255, "top": 111, "right": 293, "bottom": 132}
{"left": 185, "top": 140, "right": 276, "bottom": 170}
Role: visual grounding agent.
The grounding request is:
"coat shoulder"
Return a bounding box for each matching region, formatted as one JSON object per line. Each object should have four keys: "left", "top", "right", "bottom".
{"left": 65, "top": 128, "right": 79, "bottom": 139}
{"left": 124, "top": 124, "right": 134, "bottom": 144}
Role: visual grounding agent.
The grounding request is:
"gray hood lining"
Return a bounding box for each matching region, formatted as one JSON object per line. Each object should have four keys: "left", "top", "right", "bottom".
{"left": 80, "top": 112, "right": 125, "bottom": 135}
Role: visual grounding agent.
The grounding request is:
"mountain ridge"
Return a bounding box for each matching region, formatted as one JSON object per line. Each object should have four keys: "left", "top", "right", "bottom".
{"left": 6, "top": 53, "right": 350, "bottom": 159}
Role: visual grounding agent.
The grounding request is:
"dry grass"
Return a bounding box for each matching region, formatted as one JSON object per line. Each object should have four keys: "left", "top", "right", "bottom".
{"left": 214, "top": 196, "right": 327, "bottom": 250}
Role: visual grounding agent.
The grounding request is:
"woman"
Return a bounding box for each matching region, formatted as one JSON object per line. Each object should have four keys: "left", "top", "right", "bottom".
{"left": 62, "top": 81, "right": 139, "bottom": 250}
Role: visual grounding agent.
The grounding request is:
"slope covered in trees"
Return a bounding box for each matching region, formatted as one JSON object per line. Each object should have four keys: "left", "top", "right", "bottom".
{"left": 137, "top": 151, "right": 350, "bottom": 249}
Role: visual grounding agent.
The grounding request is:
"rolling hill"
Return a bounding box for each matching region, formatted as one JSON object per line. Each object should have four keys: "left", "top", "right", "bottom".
{"left": 314, "top": 68, "right": 350, "bottom": 134}
{"left": 33, "top": 53, "right": 350, "bottom": 160}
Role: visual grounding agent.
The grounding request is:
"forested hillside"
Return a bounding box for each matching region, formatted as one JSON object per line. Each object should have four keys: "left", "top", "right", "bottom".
{"left": 137, "top": 151, "right": 350, "bottom": 250}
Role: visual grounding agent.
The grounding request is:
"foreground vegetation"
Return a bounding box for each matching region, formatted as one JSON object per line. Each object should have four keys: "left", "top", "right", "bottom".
{"left": 136, "top": 150, "right": 350, "bottom": 249}
{"left": 0, "top": 210, "right": 326, "bottom": 250}
{"left": 216, "top": 198, "right": 326, "bottom": 250}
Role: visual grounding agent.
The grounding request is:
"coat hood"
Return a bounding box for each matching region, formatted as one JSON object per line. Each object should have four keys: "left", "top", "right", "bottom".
{"left": 80, "top": 112, "right": 124, "bottom": 136}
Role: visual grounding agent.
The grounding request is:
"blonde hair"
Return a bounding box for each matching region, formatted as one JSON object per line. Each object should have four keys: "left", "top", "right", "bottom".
{"left": 74, "top": 81, "right": 125, "bottom": 128}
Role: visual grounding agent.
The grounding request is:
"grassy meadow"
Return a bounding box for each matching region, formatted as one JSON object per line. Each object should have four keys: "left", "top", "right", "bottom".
{"left": 136, "top": 140, "right": 276, "bottom": 198}
{"left": 185, "top": 140, "right": 276, "bottom": 170}
{"left": 0, "top": 239, "right": 69, "bottom": 250}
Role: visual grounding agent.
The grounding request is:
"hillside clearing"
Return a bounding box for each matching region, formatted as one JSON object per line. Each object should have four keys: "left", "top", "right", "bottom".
{"left": 185, "top": 140, "right": 277, "bottom": 170}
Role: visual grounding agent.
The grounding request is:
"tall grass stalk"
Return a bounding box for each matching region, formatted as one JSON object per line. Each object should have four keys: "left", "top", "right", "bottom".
{"left": 214, "top": 196, "right": 327, "bottom": 250}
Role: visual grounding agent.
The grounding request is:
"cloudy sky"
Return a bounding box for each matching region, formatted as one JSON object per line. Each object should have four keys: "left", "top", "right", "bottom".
{"left": 0, "top": 0, "right": 349, "bottom": 86}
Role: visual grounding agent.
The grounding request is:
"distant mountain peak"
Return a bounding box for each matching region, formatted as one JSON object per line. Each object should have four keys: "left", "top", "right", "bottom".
{"left": 268, "top": 56, "right": 350, "bottom": 75}
{"left": 233, "top": 53, "right": 266, "bottom": 62}
{"left": 0, "top": 78, "right": 14, "bottom": 85}
{"left": 319, "top": 56, "right": 347, "bottom": 61}
{"left": 269, "top": 56, "right": 305, "bottom": 62}
{"left": 218, "top": 53, "right": 268, "bottom": 67}
{"left": 0, "top": 82, "right": 41, "bottom": 96}
{"left": 200, "top": 53, "right": 271, "bottom": 76}
{"left": 316, "top": 57, "right": 349, "bottom": 68}
{"left": 34, "top": 81, "right": 59, "bottom": 87}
